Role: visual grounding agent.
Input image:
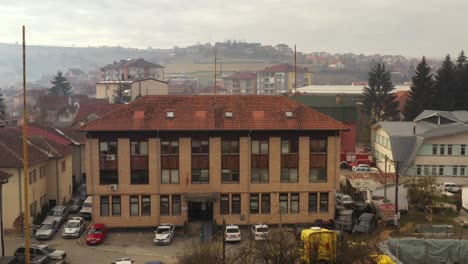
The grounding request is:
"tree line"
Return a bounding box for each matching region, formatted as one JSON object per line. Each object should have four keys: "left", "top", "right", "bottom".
{"left": 362, "top": 51, "right": 468, "bottom": 123}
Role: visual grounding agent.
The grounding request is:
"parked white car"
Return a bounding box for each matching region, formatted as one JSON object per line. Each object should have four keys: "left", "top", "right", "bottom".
{"left": 153, "top": 223, "right": 175, "bottom": 245}
{"left": 443, "top": 182, "right": 460, "bottom": 193}
{"left": 250, "top": 223, "right": 269, "bottom": 240}
{"left": 62, "top": 216, "right": 86, "bottom": 238}
{"left": 335, "top": 193, "right": 354, "bottom": 205}
{"left": 225, "top": 224, "right": 241, "bottom": 242}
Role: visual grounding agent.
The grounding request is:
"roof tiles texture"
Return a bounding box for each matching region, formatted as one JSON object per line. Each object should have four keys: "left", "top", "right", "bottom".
{"left": 79, "top": 95, "right": 348, "bottom": 132}
{"left": 73, "top": 99, "right": 120, "bottom": 125}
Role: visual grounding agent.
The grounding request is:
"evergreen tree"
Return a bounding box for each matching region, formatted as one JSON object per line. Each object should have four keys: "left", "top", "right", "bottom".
{"left": 433, "top": 55, "right": 457, "bottom": 110}
{"left": 48, "top": 71, "right": 72, "bottom": 96}
{"left": 0, "top": 88, "right": 6, "bottom": 120}
{"left": 112, "top": 82, "right": 131, "bottom": 104}
{"left": 455, "top": 51, "right": 468, "bottom": 110}
{"left": 361, "top": 63, "right": 400, "bottom": 124}
{"left": 403, "top": 57, "right": 433, "bottom": 120}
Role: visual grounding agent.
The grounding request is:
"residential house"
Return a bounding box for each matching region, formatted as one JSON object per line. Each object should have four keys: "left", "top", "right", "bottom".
{"left": 96, "top": 79, "right": 169, "bottom": 103}
{"left": 100, "top": 58, "right": 165, "bottom": 81}
{"left": 372, "top": 110, "right": 468, "bottom": 178}
{"left": 257, "top": 64, "right": 312, "bottom": 94}
{"left": 222, "top": 72, "right": 257, "bottom": 95}
{"left": 79, "top": 95, "right": 347, "bottom": 228}
{"left": 0, "top": 128, "right": 75, "bottom": 231}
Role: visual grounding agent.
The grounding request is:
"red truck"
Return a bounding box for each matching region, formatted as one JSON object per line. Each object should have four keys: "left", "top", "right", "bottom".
{"left": 340, "top": 152, "right": 373, "bottom": 169}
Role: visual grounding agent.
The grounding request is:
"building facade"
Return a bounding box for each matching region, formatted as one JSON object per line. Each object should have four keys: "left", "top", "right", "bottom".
{"left": 257, "top": 64, "right": 312, "bottom": 94}
{"left": 100, "top": 58, "right": 165, "bottom": 81}
{"left": 372, "top": 110, "right": 468, "bottom": 177}
{"left": 222, "top": 72, "right": 257, "bottom": 95}
{"left": 80, "top": 95, "right": 347, "bottom": 228}
{"left": 96, "top": 79, "right": 168, "bottom": 103}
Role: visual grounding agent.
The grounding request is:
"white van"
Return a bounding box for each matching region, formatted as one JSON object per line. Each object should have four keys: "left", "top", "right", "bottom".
{"left": 79, "top": 196, "right": 92, "bottom": 220}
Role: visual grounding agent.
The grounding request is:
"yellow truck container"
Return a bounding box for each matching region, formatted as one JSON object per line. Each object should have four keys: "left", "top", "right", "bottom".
{"left": 300, "top": 227, "right": 337, "bottom": 263}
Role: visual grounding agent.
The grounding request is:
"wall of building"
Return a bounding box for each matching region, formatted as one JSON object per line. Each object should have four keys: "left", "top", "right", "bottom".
{"left": 130, "top": 80, "right": 168, "bottom": 100}
{"left": 47, "top": 155, "right": 73, "bottom": 206}
{"left": 96, "top": 83, "right": 119, "bottom": 103}
{"left": 373, "top": 128, "right": 395, "bottom": 173}
{"left": 86, "top": 134, "right": 340, "bottom": 228}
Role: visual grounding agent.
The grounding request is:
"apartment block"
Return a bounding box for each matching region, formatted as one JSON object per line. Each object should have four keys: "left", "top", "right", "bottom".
{"left": 257, "top": 64, "right": 312, "bottom": 94}
{"left": 80, "top": 95, "right": 347, "bottom": 228}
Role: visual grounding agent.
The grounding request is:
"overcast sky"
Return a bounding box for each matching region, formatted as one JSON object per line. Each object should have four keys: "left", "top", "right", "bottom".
{"left": 2, "top": 0, "right": 468, "bottom": 58}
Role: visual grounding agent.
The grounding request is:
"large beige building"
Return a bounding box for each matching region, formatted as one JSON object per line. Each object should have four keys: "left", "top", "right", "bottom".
{"left": 0, "top": 128, "right": 75, "bottom": 230}
{"left": 96, "top": 79, "right": 168, "bottom": 103}
{"left": 80, "top": 95, "right": 347, "bottom": 228}
{"left": 100, "top": 58, "right": 164, "bottom": 81}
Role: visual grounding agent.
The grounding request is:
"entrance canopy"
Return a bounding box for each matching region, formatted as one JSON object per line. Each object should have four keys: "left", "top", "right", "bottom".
{"left": 185, "top": 193, "right": 217, "bottom": 202}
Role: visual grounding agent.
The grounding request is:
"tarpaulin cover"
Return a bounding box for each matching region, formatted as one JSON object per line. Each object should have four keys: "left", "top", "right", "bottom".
{"left": 382, "top": 238, "right": 468, "bottom": 264}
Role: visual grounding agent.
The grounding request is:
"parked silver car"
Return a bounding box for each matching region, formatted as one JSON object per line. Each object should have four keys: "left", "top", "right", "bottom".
{"left": 14, "top": 244, "right": 66, "bottom": 263}
{"left": 44, "top": 206, "right": 69, "bottom": 226}
{"left": 35, "top": 219, "right": 59, "bottom": 240}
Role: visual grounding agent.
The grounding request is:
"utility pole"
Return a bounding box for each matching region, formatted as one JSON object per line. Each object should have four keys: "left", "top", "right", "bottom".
{"left": 294, "top": 44, "right": 297, "bottom": 94}
{"left": 384, "top": 155, "right": 388, "bottom": 202}
{"left": 222, "top": 218, "right": 226, "bottom": 264}
{"left": 394, "top": 161, "right": 400, "bottom": 232}
{"left": 214, "top": 48, "right": 217, "bottom": 95}
{"left": 22, "top": 25, "right": 31, "bottom": 264}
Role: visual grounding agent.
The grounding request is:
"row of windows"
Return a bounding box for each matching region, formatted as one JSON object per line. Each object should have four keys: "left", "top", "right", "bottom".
{"left": 221, "top": 192, "right": 329, "bottom": 215}
{"left": 99, "top": 139, "right": 328, "bottom": 156}
{"left": 416, "top": 165, "right": 467, "bottom": 176}
{"left": 99, "top": 194, "right": 181, "bottom": 217}
{"left": 100, "top": 167, "right": 327, "bottom": 185}
{"left": 376, "top": 134, "right": 390, "bottom": 149}
{"left": 431, "top": 144, "right": 466, "bottom": 156}
{"left": 29, "top": 165, "right": 48, "bottom": 185}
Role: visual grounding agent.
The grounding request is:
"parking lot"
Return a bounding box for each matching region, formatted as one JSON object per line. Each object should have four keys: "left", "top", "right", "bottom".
{"left": 4, "top": 223, "right": 258, "bottom": 264}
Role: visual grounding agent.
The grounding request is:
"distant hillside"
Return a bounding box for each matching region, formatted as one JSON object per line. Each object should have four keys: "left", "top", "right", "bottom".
{"left": 0, "top": 42, "right": 423, "bottom": 87}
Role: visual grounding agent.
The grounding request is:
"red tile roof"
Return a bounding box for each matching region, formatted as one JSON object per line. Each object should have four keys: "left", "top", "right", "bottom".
{"left": 347, "top": 172, "right": 397, "bottom": 186}
{"left": 73, "top": 99, "right": 120, "bottom": 125}
{"left": 15, "top": 125, "right": 72, "bottom": 145}
{"left": 223, "top": 72, "right": 257, "bottom": 79}
{"left": 55, "top": 126, "right": 87, "bottom": 144}
{"left": 259, "top": 63, "right": 310, "bottom": 73}
{"left": 79, "top": 95, "right": 349, "bottom": 132}
{"left": 0, "top": 128, "right": 76, "bottom": 168}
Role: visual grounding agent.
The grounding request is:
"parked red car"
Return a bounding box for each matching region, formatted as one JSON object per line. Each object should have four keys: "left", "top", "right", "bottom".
{"left": 86, "top": 223, "right": 107, "bottom": 245}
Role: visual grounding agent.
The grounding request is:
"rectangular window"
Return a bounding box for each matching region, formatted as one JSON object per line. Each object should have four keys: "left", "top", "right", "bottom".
{"left": 439, "top": 165, "right": 444, "bottom": 176}
{"left": 416, "top": 165, "right": 422, "bottom": 176}
{"left": 172, "top": 195, "right": 181, "bottom": 215}
{"left": 320, "top": 192, "right": 329, "bottom": 212}
{"left": 250, "top": 194, "right": 259, "bottom": 214}
{"left": 161, "top": 140, "right": 179, "bottom": 155}
{"left": 309, "top": 168, "right": 327, "bottom": 182}
{"left": 439, "top": 145, "right": 445, "bottom": 155}
{"left": 142, "top": 195, "right": 151, "bottom": 216}
{"left": 33, "top": 170, "right": 37, "bottom": 183}
{"left": 279, "top": 193, "right": 288, "bottom": 214}
{"left": 231, "top": 194, "right": 241, "bottom": 214}
{"left": 453, "top": 166, "right": 458, "bottom": 176}
{"left": 112, "top": 196, "right": 121, "bottom": 216}
{"left": 160, "top": 195, "right": 169, "bottom": 215}
{"left": 28, "top": 172, "right": 32, "bottom": 185}
{"left": 222, "top": 169, "right": 239, "bottom": 183}
{"left": 423, "top": 166, "right": 429, "bottom": 176}
{"left": 161, "top": 169, "right": 179, "bottom": 184}
{"left": 99, "top": 170, "right": 118, "bottom": 185}
{"left": 310, "top": 139, "right": 327, "bottom": 153}
{"left": 461, "top": 166, "right": 466, "bottom": 176}
{"left": 447, "top": 144, "right": 452, "bottom": 155}
{"left": 131, "top": 141, "right": 148, "bottom": 156}
{"left": 281, "top": 168, "right": 298, "bottom": 183}
{"left": 220, "top": 194, "right": 229, "bottom": 214}
{"left": 100, "top": 196, "right": 109, "bottom": 216}
{"left": 309, "top": 193, "right": 318, "bottom": 213}
{"left": 131, "top": 170, "right": 149, "bottom": 184}
{"left": 222, "top": 140, "right": 239, "bottom": 155}
{"left": 251, "top": 169, "right": 269, "bottom": 183}
{"left": 432, "top": 144, "right": 437, "bottom": 155}
{"left": 290, "top": 193, "right": 299, "bottom": 214}
{"left": 130, "top": 196, "right": 139, "bottom": 216}
{"left": 192, "top": 169, "right": 209, "bottom": 183}
{"left": 281, "top": 139, "right": 299, "bottom": 154}
{"left": 192, "top": 140, "right": 209, "bottom": 154}
{"left": 100, "top": 141, "right": 117, "bottom": 155}
{"left": 461, "top": 145, "right": 466, "bottom": 155}
{"left": 431, "top": 166, "right": 437, "bottom": 176}
{"left": 61, "top": 161, "right": 66, "bottom": 172}
{"left": 252, "top": 140, "right": 269, "bottom": 155}
{"left": 261, "top": 193, "right": 270, "bottom": 214}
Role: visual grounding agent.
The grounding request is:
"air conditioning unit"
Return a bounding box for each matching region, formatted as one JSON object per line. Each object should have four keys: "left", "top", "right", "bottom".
{"left": 109, "top": 184, "right": 118, "bottom": 191}
{"left": 106, "top": 155, "right": 116, "bottom": 161}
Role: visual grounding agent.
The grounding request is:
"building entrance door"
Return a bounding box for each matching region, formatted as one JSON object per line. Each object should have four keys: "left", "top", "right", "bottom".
{"left": 188, "top": 201, "right": 213, "bottom": 221}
